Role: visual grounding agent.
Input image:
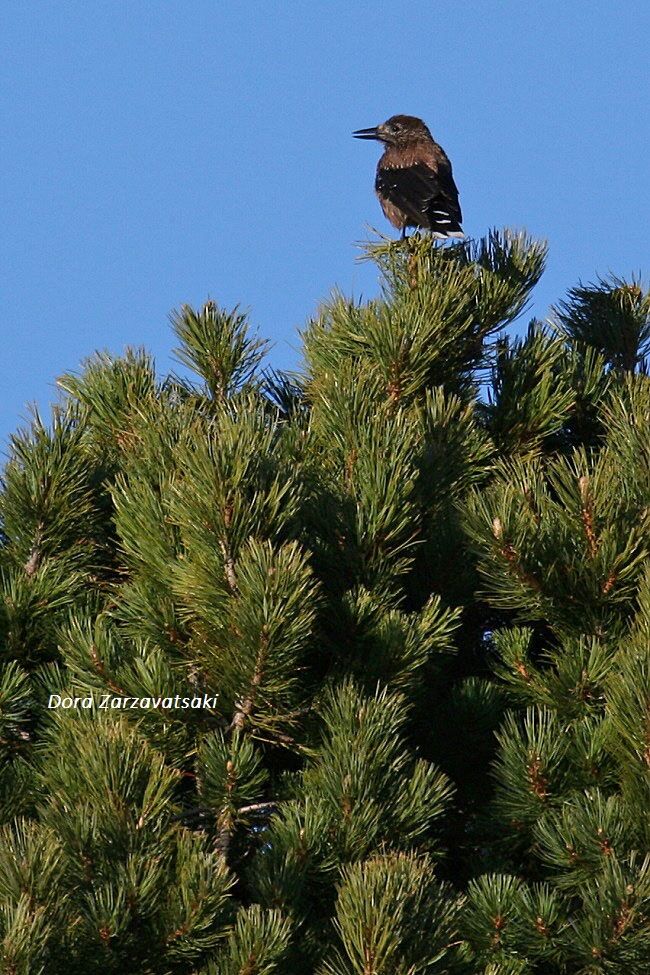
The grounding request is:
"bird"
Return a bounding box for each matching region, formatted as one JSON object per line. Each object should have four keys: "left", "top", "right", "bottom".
{"left": 353, "top": 114, "right": 463, "bottom": 239}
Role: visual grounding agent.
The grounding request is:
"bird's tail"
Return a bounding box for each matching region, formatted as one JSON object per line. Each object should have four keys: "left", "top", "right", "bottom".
{"left": 430, "top": 207, "right": 463, "bottom": 238}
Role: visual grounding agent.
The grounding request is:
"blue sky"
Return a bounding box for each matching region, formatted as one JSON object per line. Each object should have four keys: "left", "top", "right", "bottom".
{"left": 2, "top": 2, "right": 649, "bottom": 445}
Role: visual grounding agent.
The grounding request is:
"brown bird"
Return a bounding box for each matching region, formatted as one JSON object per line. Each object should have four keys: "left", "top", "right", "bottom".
{"left": 353, "top": 114, "right": 463, "bottom": 239}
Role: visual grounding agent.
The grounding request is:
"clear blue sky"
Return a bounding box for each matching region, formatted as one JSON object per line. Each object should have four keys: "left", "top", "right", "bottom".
{"left": 2, "top": 2, "right": 649, "bottom": 445}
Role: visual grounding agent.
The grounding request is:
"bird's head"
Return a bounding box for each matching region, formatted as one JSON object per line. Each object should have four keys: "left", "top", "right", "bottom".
{"left": 353, "top": 114, "right": 433, "bottom": 146}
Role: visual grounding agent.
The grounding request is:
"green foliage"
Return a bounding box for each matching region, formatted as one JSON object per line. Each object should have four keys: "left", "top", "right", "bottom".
{"left": 202, "top": 905, "right": 293, "bottom": 975}
{"left": 171, "top": 300, "right": 269, "bottom": 402}
{"left": 462, "top": 874, "right": 565, "bottom": 969}
{"left": 336, "top": 587, "right": 460, "bottom": 692}
{"left": 464, "top": 447, "right": 650, "bottom": 634}
{"left": 306, "top": 229, "right": 546, "bottom": 404}
{"left": 0, "top": 714, "right": 235, "bottom": 973}
{"left": 250, "top": 682, "right": 454, "bottom": 954}
{"left": 322, "top": 853, "right": 461, "bottom": 975}
{"left": 481, "top": 323, "right": 575, "bottom": 456}
{"left": 1, "top": 232, "right": 649, "bottom": 972}
{"left": 300, "top": 682, "right": 454, "bottom": 856}
{"left": 555, "top": 275, "right": 650, "bottom": 371}
{"left": 58, "top": 347, "right": 158, "bottom": 446}
{"left": 0, "top": 408, "right": 113, "bottom": 665}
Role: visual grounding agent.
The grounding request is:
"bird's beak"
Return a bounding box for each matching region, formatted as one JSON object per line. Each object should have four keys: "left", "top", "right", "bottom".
{"left": 353, "top": 126, "right": 381, "bottom": 140}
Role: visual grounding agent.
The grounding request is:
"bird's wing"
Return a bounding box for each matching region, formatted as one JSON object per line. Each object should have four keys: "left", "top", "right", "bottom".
{"left": 376, "top": 161, "right": 462, "bottom": 227}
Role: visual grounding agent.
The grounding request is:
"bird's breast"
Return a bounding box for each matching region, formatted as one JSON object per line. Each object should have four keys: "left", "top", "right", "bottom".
{"left": 380, "top": 142, "right": 442, "bottom": 170}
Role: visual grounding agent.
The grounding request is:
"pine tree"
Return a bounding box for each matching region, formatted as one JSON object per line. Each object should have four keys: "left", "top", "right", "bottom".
{"left": 0, "top": 232, "right": 648, "bottom": 973}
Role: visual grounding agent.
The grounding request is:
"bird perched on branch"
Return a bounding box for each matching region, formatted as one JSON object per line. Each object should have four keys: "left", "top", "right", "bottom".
{"left": 353, "top": 114, "right": 463, "bottom": 239}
